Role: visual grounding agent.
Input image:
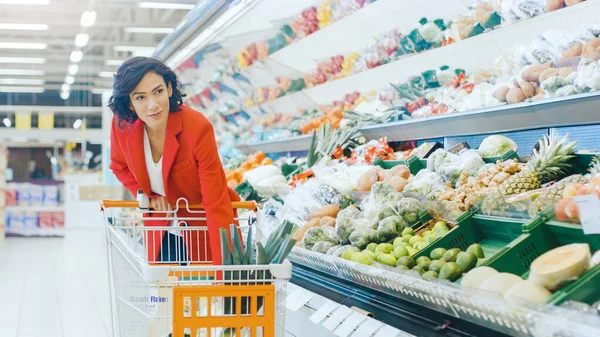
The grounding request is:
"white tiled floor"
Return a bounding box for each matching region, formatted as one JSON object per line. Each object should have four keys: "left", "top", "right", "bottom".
{"left": 0, "top": 229, "right": 112, "bottom": 337}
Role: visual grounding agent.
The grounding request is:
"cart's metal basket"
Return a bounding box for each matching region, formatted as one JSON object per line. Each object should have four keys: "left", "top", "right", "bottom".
{"left": 102, "top": 198, "right": 291, "bottom": 337}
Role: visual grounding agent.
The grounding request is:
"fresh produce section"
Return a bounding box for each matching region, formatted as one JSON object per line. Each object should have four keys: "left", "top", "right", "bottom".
{"left": 168, "top": 1, "right": 600, "bottom": 336}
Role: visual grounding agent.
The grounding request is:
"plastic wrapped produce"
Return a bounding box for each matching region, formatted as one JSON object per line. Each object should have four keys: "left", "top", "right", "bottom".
{"left": 575, "top": 58, "right": 600, "bottom": 91}
{"left": 501, "top": 0, "right": 547, "bottom": 25}
{"left": 302, "top": 226, "right": 340, "bottom": 250}
{"left": 404, "top": 170, "right": 446, "bottom": 199}
{"left": 312, "top": 240, "right": 339, "bottom": 254}
{"left": 335, "top": 206, "right": 362, "bottom": 243}
{"left": 326, "top": 244, "right": 341, "bottom": 255}
{"left": 333, "top": 245, "right": 360, "bottom": 258}
{"left": 349, "top": 227, "right": 380, "bottom": 249}
{"left": 377, "top": 215, "right": 403, "bottom": 240}
{"left": 398, "top": 198, "right": 425, "bottom": 225}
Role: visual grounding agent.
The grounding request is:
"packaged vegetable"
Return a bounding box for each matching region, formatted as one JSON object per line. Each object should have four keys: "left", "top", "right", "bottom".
{"left": 397, "top": 198, "right": 425, "bottom": 225}
{"left": 333, "top": 245, "right": 359, "bottom": 258}
{"left": 478, "top": 135, "right": 518, "bottom": 158}
{"left": 312, "top": 240, "right": 338, "bottom": 254}
{"left": 308, "top": 204, "right": 341, "bottom": 221}
{"left": 335, "top": 206, "right": 364, "bottom": 244}
{"left": 326, "top": 244, "right": 341, "bottom": 255}
{"left": 377, "top": 215, "right": 403, "bottom": 240}
{"left": 349, "top": 227, "right": 380, "bottom": 249}
{"left": 292, "top": 218, "right": 321, "bottom": 243}
{"left": 302, "top": 226, "right": 340, "bottom": 250}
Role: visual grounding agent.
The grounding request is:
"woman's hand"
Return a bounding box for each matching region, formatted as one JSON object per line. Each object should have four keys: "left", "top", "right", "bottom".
{"left": 151, "top": 196, "right": 173, "bottom": 212}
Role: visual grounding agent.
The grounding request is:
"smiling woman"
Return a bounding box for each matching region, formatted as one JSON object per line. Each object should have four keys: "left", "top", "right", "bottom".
{"left": 107, "top": 56, "right": 241, "bottom": 265}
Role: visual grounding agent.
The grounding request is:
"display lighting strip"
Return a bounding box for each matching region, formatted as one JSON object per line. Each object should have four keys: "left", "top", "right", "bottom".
{"left": 124, "top": 27, "right": 174, "bottom": 34}
{"left": 0, "top": 86, "right": 45, "bottom": 93}
{"left": 0, "top": 57, "right": 46, "bottom": 64}
{"left": 0, "top": 0, "right": 50, "bottom": 4}
{"left": 0, "top": 78, "right": 45, "bottom": 85}
{"left": 61, "top": 10, "right": 97, "bottom": 100}
{"left": 0, "top": 42, "right": 47, "bottom": 49}
{"left": 139, "top": 2, "right": 195, "bottom": 10}
{"left": 0, "top": 23, "right": 49, "bottom": 31}
{"left": 0, "top": 69, "right": 46, "bottom": 76}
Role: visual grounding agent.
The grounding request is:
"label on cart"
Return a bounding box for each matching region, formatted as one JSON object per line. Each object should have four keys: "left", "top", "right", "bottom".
{"left": 334, "top": 311, "right": 368, "bottom": 337}
{"left": 351, "top": 318, "right": 383, "bottom": 337}
{"left": 574, "top": 194, "right": 600, "bottom": 234}
{"left": 323, "top": 305, "right": 353, "bottom": 331}
{"left": 373, "top": 325, "right": 402, "bottom": 337}
{"left": 309, "top": 301, "right": 338, "bottom": 324}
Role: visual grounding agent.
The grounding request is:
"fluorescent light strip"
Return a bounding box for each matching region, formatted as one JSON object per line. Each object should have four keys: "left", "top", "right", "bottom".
{"left": 0, "top": 57, "right": 46, "bottom": 64}
{"left": 0, "top": 42, "right": 47, "bottom": 50}
{"left": 139, "top": 2, "right": 194, "bottom": 10}
{"left": 98, "top": 71, "right": 114, "bottom": 78}
{"left": 60, "top": 91, "right": 70, "bottom": 100}
{"left": 0, "top": 78, "right": 45, "bottom": 85}
{"left": 0, "top": 0, "right": 50, "bottom": 4}
{"left": 68, "top": 64, "right": 79, "bottom": 75}
{"left": 75, "top": 33, "right": 89, "bottom": 48}
{"left": 65, "top": 75, "right": 74, "bottom": 84}
{"left": 0, "top": 69, "right": 45, "bottom": 76}
{"left": 105, "top": 59, "right": 124, "bottom": 66}
{"left": 70, "top": 50, "right": 83, "bottom": 63}
{"left": 124, "top": 27, "right": 174, "bottom": 34}
{"left": 0, "top": 86, "right": 45, "bottom": 93}
{"left": 91, "top": 88, "right": 110, "bottom": 94}
{"left": 80, "top": 11, "right": 97, "bottom": 28}
{"left": 114, "top": 46, "right": 155, "bottom": 52}
{"left": 0, "top": 23, "right": 49, "bottom": 31}
{"left": 61, "top": 83, "right": 71, "bottom": 92}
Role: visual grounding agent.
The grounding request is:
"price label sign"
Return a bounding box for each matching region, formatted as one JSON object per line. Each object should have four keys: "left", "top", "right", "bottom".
{"left": 573, "top": 194, "right": 600, "bottom": 235}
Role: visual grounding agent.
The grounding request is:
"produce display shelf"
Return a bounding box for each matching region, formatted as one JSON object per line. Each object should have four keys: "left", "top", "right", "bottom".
{"left": 291, "top": 260, "right": 512, "bottom": 337}
{"left": 5, "top": 205, "right": 65, "bottom": 212}
{"left": 360, "top": 91, "right": 600, "bottom": 142}
{"left": 237, "top": 134, "right": 312, "bottom": 155}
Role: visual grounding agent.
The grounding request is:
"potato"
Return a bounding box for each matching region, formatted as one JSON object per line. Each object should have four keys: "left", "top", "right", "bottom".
{"left": 539, "top": 68, "right": 560, "bottom": 82}
{"left": 475, "top": 3, "right": 493, "bottom": 25}
{"left": 506, "top": 87, "right": 526, "bottom": 104}
{"left": 493, "top": 86, "right": 510, "bottom": 102}
{"left": 582, "top": 38, "right": 600, "bottom": 60}
{"left": 320, "top": 216, "right": 336, "bottom": 227}
{"left": 513, "top": 78, "right": 521, "bottom": 88}
{"left": 292, "top": 218, "right": 321, "bottom": 242}
{"left": 356, "top": 167, "right": 382, "bottom": 191}
{"left": 562, "top": 42, "right": 583, "bottom": 60}
{"left": 557, "top": 67, "right": 576, "bottom": 78}
{"left": 532, "top": 93, "right": 546, "bottom": 101}
{"left": 389, "top": 165, "right": 410, "bottom": 180}
{"left": 308, "top": 204, "right": 340, "bottom": 221}
{"left": 518, "top": 80, "right": 535, "bottom": 98}
{"left": 475, "top": 70, "right": 493, "bottom": 84}
{"left": 522, "top": 63, "right": 552, "bottom": 82}
{"left": 547, "top": 0, "right": 565, "bottom": 11}
{"left": 378, "top": 169, "right": 391, "bottom": 181}
{"left": 565, "top": 0, "right": 584, "bottom": 5}
{"left": 534, "top": 85, "right": 544, "bottom": 96}
{"left": 387, "top": 176, "right": 408, "bottom": 192}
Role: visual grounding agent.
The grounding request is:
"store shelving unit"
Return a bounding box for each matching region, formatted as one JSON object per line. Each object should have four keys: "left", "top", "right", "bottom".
{"left": 160, "top": 0, "right": 600, "bottom": 336}
{"left": 0, "top": 144, "right": 6, "bottom": 241}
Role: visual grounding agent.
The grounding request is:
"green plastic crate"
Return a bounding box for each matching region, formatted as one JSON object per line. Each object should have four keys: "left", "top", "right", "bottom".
{"left": 373, "top": 155, "right": 425, "bottom": 175}
{"left": 413, "top": 213, "right": 527, "bottom": 270}
{"left": 569, "top": 152, "right": 599, "bottom": 174}
{"left": 482, "top": 149, "right": 522, "bottom": 164}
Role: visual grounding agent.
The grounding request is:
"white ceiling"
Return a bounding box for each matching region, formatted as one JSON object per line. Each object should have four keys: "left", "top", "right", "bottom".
{"left": 0, "top": 0, "right": 197, "bottom": 95}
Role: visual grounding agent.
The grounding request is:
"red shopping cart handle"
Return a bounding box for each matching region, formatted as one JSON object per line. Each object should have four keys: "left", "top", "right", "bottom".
{"left": 100, "top": 200, "right": 258, "bottom": 211}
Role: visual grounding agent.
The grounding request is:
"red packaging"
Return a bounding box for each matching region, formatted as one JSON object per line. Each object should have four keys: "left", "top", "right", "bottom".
{"left": 5, "top": 189, "right": 17, "bottom": 206}
{"left": 39, "top": 212, "right": 53, "bottom": 229}
{"left": 52, "top": 212, "right": 65, "bottom": 228}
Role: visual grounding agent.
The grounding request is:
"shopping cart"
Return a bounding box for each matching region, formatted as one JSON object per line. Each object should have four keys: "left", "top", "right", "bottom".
{"left": 101, "top": 195, "right": 291, "bottom": 337}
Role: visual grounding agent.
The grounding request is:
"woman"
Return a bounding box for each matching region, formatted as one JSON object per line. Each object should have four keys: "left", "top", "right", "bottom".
{"left": 108, "top": 56, "right": 239, "bottom": 265}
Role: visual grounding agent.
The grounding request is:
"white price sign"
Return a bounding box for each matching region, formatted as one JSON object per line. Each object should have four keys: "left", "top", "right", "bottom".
{"left": 573, "top": 194, "right": 600, "bottom": 235}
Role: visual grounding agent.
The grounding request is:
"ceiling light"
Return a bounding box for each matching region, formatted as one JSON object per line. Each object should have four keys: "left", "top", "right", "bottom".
{"left": 0, "top": 57, "right": 46, "bottom": 64}
{"left": 3, "top": 118, "right": 11, "bottom": 127}
{"left": 98, "top": 71, "right": 114, "bottom": 78}
{"left": 74, "top": 33, "right": 89, "bottom": 47}
{"left": 73, "top": 119, "right": 83, "bottom": 129}
{"left": 91, "top": 88, "right": 109, "bottom": 94}
{"left": 139, "top": 2, "right": 194, "bottom": 10}
{"left": 70, "top": 50, "right": 83, "bottom": 63}
{"left": 80, "top": 11, "right": 97, "bottom": 28}
{"left": 124, "top": 27, "right": 174, "bottom": 34}
{"left": 0, "top": 0, "right": 50, "bottom": 4}
{"left": 61, "top": 83, "right": 71, "bottom": 92}
{"left": 0, "top": 23, "right": 49, "bottom": 31}
{"left": 68, "top": 64, "right": 79, "bottom": 75}
{"left": 0, "top": 69, "right": 45, "bottom": 76}
{"left": 0, "top": 42, "right": 47, "bottom": 50}
{"left": 0, "top": 78, "right": 45, "bottom": 85}
{"left": 10, "top": 137, "right": 29, "bottom": 143}
{"left": 0, "top": 86, "right": 45, "bottom": 93}
{"left": 114, "top": 46, "right": 155, "bottom": 52}
{"left": 65, "top": 75, "right": 74, "bottom": 84}
{"left": 105, "top": 59, "right": 124, "bottom": 66}
{"left": 60, "top": 91, "right": 70, "bottom": 100}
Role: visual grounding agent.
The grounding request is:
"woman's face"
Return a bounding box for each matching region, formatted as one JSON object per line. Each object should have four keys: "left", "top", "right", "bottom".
{"left": 129, "top": 71, "right": 173, "bottom": 129}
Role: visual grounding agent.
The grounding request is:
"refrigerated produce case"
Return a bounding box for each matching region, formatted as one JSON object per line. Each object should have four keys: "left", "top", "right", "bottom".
{"left": 156, "top": 0, "right": 600, "bottom": 336}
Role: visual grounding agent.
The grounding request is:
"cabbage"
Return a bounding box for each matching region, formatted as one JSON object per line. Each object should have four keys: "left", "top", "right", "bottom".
{"left": 478, "top": 135, "right": 518, "bottom": 158}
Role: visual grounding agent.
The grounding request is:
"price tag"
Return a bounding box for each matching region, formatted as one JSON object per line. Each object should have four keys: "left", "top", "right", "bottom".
{"left": 287, "top": 291, "right": 315, "bottom": 312}
{"left": 323, "top": 305, "right": 353, "bottom": 331}
{"left": 334, "top": 311, "right": 368, "bottom": 337}
{"left": 373, "top": 326, "right": 402, "bottom": 337}
{"left": 351, "top": 317, "right": 383, "bottom": 337}
{"left": 309, "top": 300, "right": 338, "bottom": 324}
{"left": 574, "top": 194, "right": 600, "bottom": 234}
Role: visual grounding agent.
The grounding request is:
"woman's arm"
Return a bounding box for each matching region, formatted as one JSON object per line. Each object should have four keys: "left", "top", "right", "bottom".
{"left": 194, "top": 122, "right": 234, "bottom": 265}
{"left": 108, "top": 118, "right": 141, "bottom": 197}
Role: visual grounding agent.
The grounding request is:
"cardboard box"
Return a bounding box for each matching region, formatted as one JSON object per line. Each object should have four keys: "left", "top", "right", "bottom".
{"left": 78, "top": 185, "right": 125, "bottom": 201}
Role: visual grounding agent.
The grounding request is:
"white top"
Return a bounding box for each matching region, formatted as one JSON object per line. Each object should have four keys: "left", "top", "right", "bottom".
{"left": 144, "top": 128, "right": 180, "bottom": 235}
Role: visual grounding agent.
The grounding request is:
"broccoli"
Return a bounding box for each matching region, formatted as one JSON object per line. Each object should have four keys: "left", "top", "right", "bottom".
{"left": 326, "top": 245, "right": 341, "bottom": 255}
{"left": 349, "top": 227, "right": 380, "bottom": 249}
{"left": 377, "top": 216, "right": 402, "bottom": 241}
{"left": 377, "top": 202, "right": 399, "bottom": 220}
{"left": 398, "top": 198, "right": 424, "bottom": 225}
{"left": 335, "top": 206, "right": 363, "bottom": 244}
{"left": 383, "top": 192, "right": 403, "bottom": 204}
{"left": 370, "top": 182, "right": 398, "bottom": 204}
{"left": 302, "top": 226, "right": 339, "bottom": 250}
{"left": 312, "top": 241, "right": 338, "bottom": 254}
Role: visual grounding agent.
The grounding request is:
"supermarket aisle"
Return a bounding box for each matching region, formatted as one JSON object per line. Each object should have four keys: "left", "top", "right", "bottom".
{"left": 0, "top": 229, "right": 111, "bottom": 337}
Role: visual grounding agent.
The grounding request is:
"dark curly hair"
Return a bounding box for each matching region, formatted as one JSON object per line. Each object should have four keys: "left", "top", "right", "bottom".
{"left": 108, "top": 57, "right": 186, "bottom": 127}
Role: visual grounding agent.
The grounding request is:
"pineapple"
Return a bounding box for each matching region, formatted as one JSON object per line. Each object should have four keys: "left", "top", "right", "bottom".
{"left": 498, "top": 135, "right": 577, "bottom": 195}
{"left": 589, "top": 156, "right": 600, "bottom": 178}
{"left": 532, "top": 174, "right": 588, "bottom": 213}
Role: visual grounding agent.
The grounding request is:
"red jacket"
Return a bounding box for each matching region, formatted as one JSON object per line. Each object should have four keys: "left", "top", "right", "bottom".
{"left": 109, "top": 105, "right": 240, "bottom": 265}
